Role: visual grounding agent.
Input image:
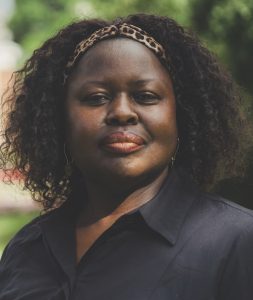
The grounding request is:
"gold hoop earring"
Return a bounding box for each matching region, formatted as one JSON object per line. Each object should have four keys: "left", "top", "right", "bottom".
{"left": 64, "top": 143, "right": 73, "bottom": 177}
{"left": 171, "top": 137, "right": 179, "bottom": 168}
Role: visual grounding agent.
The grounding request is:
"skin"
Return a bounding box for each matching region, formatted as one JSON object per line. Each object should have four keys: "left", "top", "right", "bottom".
{"left": 65, "top": 38, "right": 178, "bottom": 262}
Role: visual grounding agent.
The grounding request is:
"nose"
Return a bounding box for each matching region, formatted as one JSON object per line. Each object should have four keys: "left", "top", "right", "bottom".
{"left": 105, "top": 94, "right": 139, "bottom": 126}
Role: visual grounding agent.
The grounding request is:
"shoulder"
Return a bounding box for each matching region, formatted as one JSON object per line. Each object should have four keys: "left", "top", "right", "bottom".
{"left": 175, "top": 166, "right": 253, "bottom": 240}
{"left": 0, "top": 216, "right": 40, "bottom": 262}
{"left": 199, "top": 192, "right": 253, "bottom": 231}
{"left": 0, "top": 202, "right": 73, "bottom": 262}
{"left": 201, "top": 193, "right": 253, "bottom": 260}
{"left": 192, "top": 192, "right": 253, "bottom": 269}
{"left": 181, "top": 191, "right": 253, "bottom": 295}
{"left": 181, "top": 190, "right": 253, "bottom": 257}
{"left": 176, "top": 167, "right": 253, "bottom": 230}
{"left": 0, "top": 209, "right": 59, "bottom": 262}
{"left": 199, "top": 195, "right": 253, "bottom": 299}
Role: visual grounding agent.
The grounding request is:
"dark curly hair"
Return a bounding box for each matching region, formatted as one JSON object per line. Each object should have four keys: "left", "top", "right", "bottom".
{"left": 0, "top": 14, "right": 251, "bottom": 211}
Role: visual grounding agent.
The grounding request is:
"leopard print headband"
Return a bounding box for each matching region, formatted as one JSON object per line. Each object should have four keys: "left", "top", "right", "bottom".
{"left": 64, "top": 23, "right": 170, "bottom": 83}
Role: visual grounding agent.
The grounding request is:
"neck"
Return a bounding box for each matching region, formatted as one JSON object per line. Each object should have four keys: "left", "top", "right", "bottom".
{"left": 76, "top": 167, "right": 169, "bottom": 226}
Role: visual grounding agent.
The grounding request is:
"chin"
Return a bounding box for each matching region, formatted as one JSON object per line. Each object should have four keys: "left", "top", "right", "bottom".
{"left": 101, "top": 162, "right": 167, "bottom": 186}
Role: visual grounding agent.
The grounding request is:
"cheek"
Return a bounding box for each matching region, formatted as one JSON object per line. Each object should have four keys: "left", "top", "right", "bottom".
{"left": 146, "top": 105, "right": 178, "bottom": 161}
{"left": 145, "top": 103, "right": 177, "bottom": 140}
{"left": 66, "top": 107, "right": 98, "bottom": 136}
{"left": 65, "top": 109, "right": 97, "bottom": 155}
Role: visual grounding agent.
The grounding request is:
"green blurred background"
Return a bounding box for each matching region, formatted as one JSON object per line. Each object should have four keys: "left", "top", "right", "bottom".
{"left": 1, "top": 0, "right": 253, "bottom": 255}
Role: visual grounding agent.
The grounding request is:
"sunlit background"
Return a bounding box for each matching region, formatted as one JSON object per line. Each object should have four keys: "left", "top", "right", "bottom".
{"left": 1, "top": 0, "right": 253, "bottom": 255}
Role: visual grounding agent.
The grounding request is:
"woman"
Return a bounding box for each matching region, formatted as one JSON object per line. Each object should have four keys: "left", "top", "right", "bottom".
{"left": 0, "top": 13, "right": 253, "bottom": 299}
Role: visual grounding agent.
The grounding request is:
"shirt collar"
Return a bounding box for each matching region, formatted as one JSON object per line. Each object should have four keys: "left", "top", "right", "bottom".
{"left": 39, "top": 167, "right": 200, "bottom": 280}
{"left": 139, "top": 167, "right": 200, "bottom": 245}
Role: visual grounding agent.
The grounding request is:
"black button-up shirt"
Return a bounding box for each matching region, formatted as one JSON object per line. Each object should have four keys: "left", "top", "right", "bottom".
{"left": 1, "top": 168, "right": 253, "bottom": 299}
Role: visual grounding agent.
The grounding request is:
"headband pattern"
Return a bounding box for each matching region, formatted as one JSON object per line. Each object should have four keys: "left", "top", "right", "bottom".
{"left": 64, "top": 23, "right": 170, "bottom": 82}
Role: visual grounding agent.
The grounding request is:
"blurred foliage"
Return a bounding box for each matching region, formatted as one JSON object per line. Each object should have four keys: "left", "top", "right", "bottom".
{"left": 88, "top": 0, "right": 191, "bottom": 24}
{"left": 7, "top": 0, "right": 253, "bottom": 208}
{"left": 191, "top": 0, "right": 253, "bottom": 96}
{"left": 9, "top": 0, "right": 76, "bottom": 58}
{"left": 9, "top": 0, "right": 192, "bottom": 58}
{"left": 0, "top": 212, "right": 38, "bottom": 256}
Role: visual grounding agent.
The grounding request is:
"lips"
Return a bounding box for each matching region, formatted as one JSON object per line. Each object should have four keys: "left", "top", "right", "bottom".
{"left": 100, "top": 132, "right": 146, "bottom": 154}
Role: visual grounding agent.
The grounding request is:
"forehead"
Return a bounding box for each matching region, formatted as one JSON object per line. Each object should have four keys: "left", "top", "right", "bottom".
{"left": 68, "top": 38, "right": 172, "bottom": 84}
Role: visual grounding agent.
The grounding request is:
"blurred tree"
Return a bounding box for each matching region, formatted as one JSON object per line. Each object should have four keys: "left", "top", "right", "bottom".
{"left": 191, "top": 0, "right": 253, "bottom": 95}
{"left": 8, "top": 0, "right": 77, "bottom": 59}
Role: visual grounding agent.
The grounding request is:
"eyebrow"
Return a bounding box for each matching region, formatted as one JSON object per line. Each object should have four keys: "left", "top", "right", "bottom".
{"left": 81, "top": 79, "right": 157, "bottom": 86}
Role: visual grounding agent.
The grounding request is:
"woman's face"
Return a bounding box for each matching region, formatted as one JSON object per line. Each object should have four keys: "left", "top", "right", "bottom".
{"left": 65, "top": 38, "right": 178, "bottom": 185}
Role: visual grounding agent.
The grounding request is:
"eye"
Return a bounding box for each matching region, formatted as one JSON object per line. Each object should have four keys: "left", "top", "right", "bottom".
{"left": 133, "top": 92, "right": 160, "bottom": 104}
{"left": 81, "top": 93, "right": 111, "bottom": 106}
